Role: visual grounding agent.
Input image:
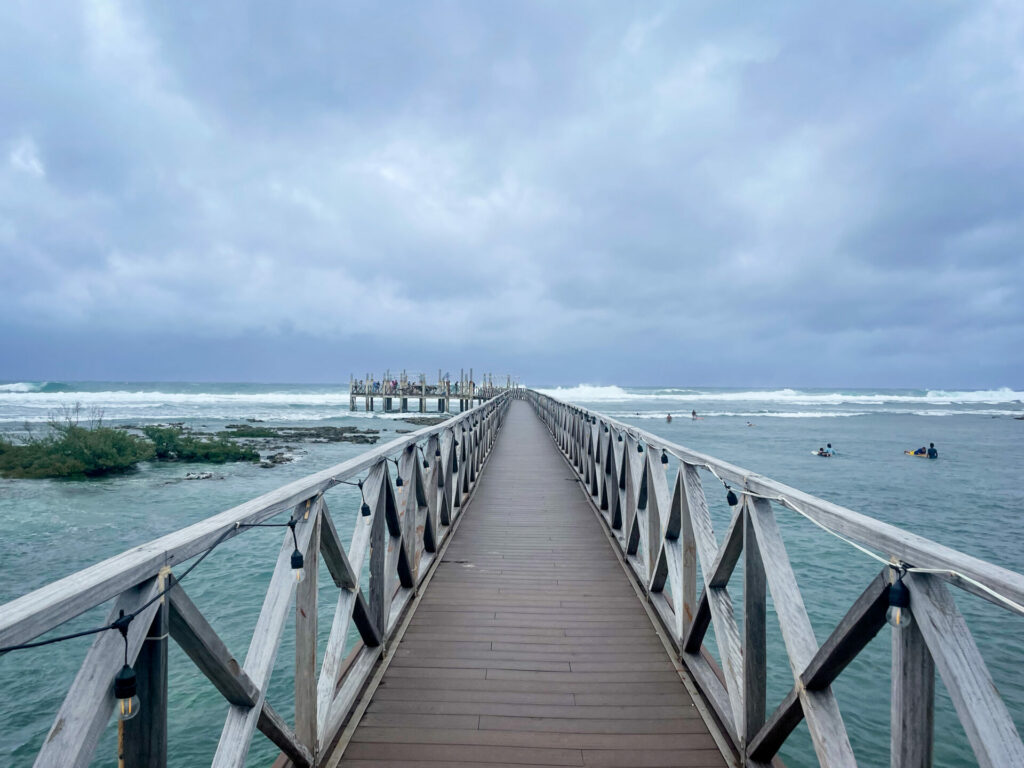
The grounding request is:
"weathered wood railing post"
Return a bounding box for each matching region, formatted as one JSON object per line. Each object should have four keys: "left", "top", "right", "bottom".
{"left": 294, "top": 497, "right": 321, "bottom": 760}
{"left": 891, "top": 605, "right": 934, "bottom": 768}
{"left": 742, "top": 498, "right": 766, "bottom": 753}
{"left": 122, "top": 569, "right": 170, "bottom": 768}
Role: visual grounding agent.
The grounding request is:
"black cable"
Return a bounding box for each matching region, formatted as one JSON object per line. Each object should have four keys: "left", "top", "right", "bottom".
{"left": 0, "top": 509, "right": 298, "bottom": 656}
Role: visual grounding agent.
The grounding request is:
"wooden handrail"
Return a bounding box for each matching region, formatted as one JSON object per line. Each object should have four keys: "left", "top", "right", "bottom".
{"left": 527, "top": 388, "right": 1024, "bottom": 768}
{"left": 0, "top": 392, "right": 511, "bottom": 768}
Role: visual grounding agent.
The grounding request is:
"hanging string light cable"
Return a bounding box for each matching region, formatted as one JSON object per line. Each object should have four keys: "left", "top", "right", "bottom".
{"left": 0, "top": 501, "right": 312, "bottom": 658}
{"left": 339, "top": 478, "right": 371, "bottom": 516}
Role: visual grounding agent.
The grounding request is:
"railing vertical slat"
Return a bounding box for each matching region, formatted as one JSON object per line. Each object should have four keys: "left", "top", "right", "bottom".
{"left": 891, "top": 615, "right": 934, "bottom": 768}
{"left": 295, "top": 503, "right": 321, "bottom": 757}
{"left": 905, "top": 572, "right": 1024, "bottom": 768}
{"left": 123, "top": 571, "right": 169, "bottom": 768}
{"left": 743, "top": 499, "right": 767, "bottom": 751}
{"left": 747, "top": 497, "right": 857, "bottom": 768}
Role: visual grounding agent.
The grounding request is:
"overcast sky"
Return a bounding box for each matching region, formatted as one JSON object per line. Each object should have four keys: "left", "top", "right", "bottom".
{"left": 1, "top": 1, "right": 1022, "bottom": 387}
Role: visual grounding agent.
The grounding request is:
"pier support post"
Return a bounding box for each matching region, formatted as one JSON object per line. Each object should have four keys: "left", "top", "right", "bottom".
{"left": 401, "top": 397, "right": 408, "bottom": 413}
{"left": 123, "top": 571, "right": 169, "bottom": 768}
{"left": 891, "top": 619, "right": 934, "bottom": 767}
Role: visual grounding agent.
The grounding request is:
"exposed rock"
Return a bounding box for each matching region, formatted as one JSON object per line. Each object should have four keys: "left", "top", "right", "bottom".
{"left": 402, "top": 416, "right": 449, "bottom": 427}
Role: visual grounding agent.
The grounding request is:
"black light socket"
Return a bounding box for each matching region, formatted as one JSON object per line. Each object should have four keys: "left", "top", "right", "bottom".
{"left": 114, "top": 664, "right": 137, "bottom": 700}
{"left": 889, "top": 579, "right": 909, "bottom": 609}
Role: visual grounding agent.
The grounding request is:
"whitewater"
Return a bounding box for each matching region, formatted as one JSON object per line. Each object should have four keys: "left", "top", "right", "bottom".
{"left": 1, "top": 381, "right": 1022, "bottom": 424}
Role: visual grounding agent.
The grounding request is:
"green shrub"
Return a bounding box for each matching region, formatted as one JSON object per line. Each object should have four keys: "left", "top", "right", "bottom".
{"left": 141, "top": 426, "right": 260, "bottom": 464}
{"left": 0, "top": 424, "right": 155, "bottom": 479}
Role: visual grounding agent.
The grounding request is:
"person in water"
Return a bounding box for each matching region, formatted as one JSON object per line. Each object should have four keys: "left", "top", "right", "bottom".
{"left": 666, "top": 413, "right": 672, "bottom": 423}
{"left": 691, "top": 409, "right": 697, "bottom": 420}
{"left": 825, "top": 443, "right": 834, "bottom": 456}
{"left": 927, "top": 442, "right": 938, "bottom": 459}
{"left": 913, "top": 446, "right": 927, "bottom": 455}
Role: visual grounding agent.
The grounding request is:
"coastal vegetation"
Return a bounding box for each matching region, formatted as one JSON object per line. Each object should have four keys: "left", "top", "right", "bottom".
{"left": 141, "top": 426, "right": 260, "bottom": 464}
{"left": 0, "top": 410, "right": 383, "bottom": 479}
{"left": 0, "top": 408, "right": 258, "bottom": 479}
{"left": 0, "top": 412, "right": 155, "bottom": 479}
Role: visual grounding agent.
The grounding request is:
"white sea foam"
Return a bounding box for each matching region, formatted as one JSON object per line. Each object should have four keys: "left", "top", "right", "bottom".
{"left": 535, "top": 384, "right": 635, "bottom": 402}
{"left": 1, "top": 383, "right": 1020, "bottom": 423}
{"left": 0, "top": 382, "right": 46, "bottom": 393}
{"left": 539, "top": 384, "right": 1024, "bottom": 406}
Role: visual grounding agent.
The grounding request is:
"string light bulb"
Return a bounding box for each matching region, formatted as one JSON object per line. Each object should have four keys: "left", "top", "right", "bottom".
{"left": 726, "top": 487, "right": 738, "bottom": 506}
{"left": 887, "top": 575, "right": 911, "bottom": 629}
{"left": 114, "top": 664, "right": 140, "bottom": 721}
{"left": 112, "top": 610, "right": 140, "bottom": 721}
{"left": 661, "top": 450, "right": 669, "bottom": 465}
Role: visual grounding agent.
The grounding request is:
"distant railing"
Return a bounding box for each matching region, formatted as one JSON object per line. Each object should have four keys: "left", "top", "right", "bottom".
{"left": 0, "top": 392, "right": 510, "bottom": 768}
{"left": 528, "top": 390, "right": 1024, "bottom": 768}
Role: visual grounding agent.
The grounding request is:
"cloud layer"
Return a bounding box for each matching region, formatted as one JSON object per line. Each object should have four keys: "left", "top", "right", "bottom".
{"left": 1, "top": 1, "right": 1022, "bottom": 386}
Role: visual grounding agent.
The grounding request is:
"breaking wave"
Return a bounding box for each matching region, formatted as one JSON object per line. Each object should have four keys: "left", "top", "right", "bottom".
{"left": 539, "top": 385, "right": 1024, "bottom": 406}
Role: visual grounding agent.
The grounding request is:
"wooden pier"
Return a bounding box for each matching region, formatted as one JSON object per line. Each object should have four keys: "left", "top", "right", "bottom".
{"left": 349, "top": 369, "right": 511, "bottom": 414}
{"left": 335, "top": 399, "right": 726, "bottom": 768}
{"left": 2, "top": 390, "right": 1024, "bottom": 768}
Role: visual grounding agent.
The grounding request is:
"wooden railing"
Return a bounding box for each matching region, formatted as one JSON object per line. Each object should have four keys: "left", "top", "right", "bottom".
{"left": 0, "top": 392, "right": 510, "bottom": 768}
{"left": 528, "top": 390, "right": 1024, "bottom": 768}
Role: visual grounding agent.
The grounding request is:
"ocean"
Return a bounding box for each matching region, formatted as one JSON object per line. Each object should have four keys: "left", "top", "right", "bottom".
{"left": 1, "top": 381, "right": 1022, "bottom": 767}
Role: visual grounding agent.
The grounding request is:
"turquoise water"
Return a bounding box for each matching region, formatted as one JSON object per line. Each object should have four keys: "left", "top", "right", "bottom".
{"left": 1, "top": 382, "right": 1023, "bottom": 766}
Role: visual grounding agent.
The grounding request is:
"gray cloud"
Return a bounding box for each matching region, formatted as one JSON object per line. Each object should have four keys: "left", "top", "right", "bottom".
{"left": 0, "top": 0, "right": 1022, "bottom": 386}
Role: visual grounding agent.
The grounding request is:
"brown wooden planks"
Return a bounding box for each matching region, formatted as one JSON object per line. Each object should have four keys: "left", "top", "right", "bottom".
{"left": 335, "top": 401, "right": 725, "bottom": 767}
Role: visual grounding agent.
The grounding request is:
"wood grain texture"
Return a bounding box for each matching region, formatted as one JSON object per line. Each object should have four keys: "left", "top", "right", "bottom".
{"left": 34, "top": 578, "right": 162, "bottom": 768}
{"left": 167, "top": 580, "right": 259, "bottom": 706}
{"left": 906, "top": 572, "right": 1024, "bottom": 768}
{"left": 746, "top": 497, "right": 856, "bottom": 768}
{"left": 891, "top": 616, "right": 934, "bottom": 768}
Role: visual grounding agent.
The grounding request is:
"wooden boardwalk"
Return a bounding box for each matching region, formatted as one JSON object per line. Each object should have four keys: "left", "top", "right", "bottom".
{"left": 337, "top": 400, "right": 726, "bottom": 768}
